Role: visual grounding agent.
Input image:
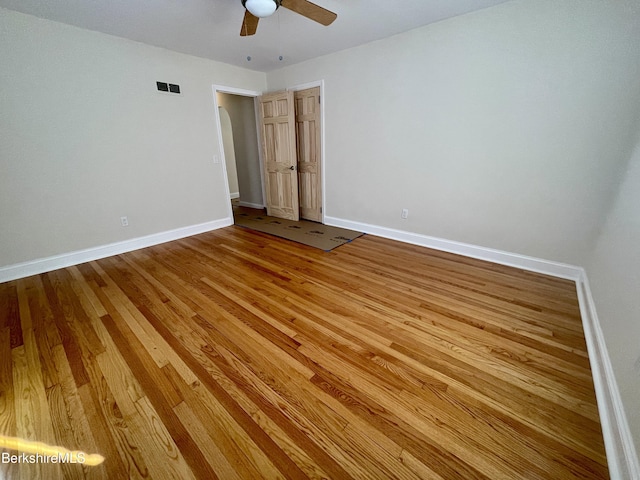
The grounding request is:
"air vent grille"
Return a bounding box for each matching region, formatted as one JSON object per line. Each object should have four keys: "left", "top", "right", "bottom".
{"left": 156, "top": 81, "right": 181, "bottom": 95}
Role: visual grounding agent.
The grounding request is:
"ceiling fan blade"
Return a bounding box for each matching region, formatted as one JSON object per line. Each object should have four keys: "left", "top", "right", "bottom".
{"left": 240, "top": 9, "right": 259, "bottom": 36}
{"left": 281, "top": 0, "right": 337, "bottom": 26}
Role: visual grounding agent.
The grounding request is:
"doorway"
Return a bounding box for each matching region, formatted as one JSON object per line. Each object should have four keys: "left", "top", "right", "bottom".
{"left": 218, "top": 106, "right": 240, "bottom": 201}
{"left": 213, "top": 82, "right": 325, "bottom": 225}
{"left": 216, "top": 90, "right": 264, "bottom": 209}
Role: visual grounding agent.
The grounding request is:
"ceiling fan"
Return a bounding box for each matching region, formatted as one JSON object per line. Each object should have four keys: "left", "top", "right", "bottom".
{"left": 240, "top": 0, "right": 337, "bottom": 36}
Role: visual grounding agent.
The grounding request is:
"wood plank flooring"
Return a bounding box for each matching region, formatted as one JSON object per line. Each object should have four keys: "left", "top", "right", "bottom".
{"left": 0, "top": 226, "right": 609, "bottom": 479}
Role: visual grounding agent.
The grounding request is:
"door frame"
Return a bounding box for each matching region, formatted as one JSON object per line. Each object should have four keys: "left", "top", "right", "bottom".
{"left": 212, "top": 85, "right": 266, "bottom": 222}
{"left": 212, "top": 80, "right": 326, "bottom": 224}
{"left": 287, "top": 80, "right": 326, "bottom": 224}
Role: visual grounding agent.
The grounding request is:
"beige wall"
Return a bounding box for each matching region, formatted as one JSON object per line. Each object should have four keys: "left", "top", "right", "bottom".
{"left": 267, "top": 0, "right": 640, "bottom": 267}
{"left": 266, "top": 0, "right": 640, "bottom": 453}
{"left": 586, "top": 135, "right": 640, "bottom": 457}
{"left": 216, "top": 93, "right": 263, "bottom": 207}
{"left": 0, "top": 8, "right": 266, "bottom": 267}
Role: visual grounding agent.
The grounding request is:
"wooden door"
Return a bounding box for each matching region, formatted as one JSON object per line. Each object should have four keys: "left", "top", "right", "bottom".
{"left": 294, "top": 87, "right": 322, "bottom": 222}
{"left": 258, "top": 90, "right": 299, "bottom": 221}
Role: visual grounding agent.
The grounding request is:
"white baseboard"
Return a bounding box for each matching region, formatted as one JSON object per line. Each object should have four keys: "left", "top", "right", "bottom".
{"left": 0, "top": 217, "right": 233, "bottom": 283}
{"left": 324, "top": 215, "right": 639, "bottom": 477}
{"left": 324, "top": 216, "right": 582, "bottom": 280}
{"left": 577, "top": 272, "right": 640, "bottom": 480}
{"left": 238, "top": 201, "right": 265, "bottom": 209}
{"left": 230, "top": 192, "right": 240, "bottom": 199}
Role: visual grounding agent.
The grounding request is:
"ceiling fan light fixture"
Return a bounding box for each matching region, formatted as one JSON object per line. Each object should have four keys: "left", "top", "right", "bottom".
{"left": 244, "top": 0, "right": 277, "bottom": 18}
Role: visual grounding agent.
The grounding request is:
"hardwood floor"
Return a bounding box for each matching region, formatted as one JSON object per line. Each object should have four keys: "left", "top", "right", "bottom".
{"left": 0, "top": 226, "right": 609, "bottom": 479}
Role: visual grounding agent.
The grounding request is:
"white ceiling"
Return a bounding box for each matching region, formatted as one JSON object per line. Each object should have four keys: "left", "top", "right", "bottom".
{"left": 0, "top": 0, "right": 512, "bottom": 72}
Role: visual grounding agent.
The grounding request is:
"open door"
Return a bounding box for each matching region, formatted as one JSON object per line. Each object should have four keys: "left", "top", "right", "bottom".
{"left": 294, "top": 87, "right": 322, "bottom": 222}
{"left": 258, "top": 90, "right": 300, "bottom": 221}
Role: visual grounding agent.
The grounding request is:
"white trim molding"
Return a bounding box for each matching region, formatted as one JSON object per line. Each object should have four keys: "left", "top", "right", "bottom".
{"left": 577, "top": 272, "right": 640, "bottom": 480}
{"left": 324, "top": 215, "right": 639, "bottom": 478}
{"left": 0, "top": 218, "right": 232, "bottom": 283}
{"left": 324, "top": 216, "right": 583, "bottom": 280}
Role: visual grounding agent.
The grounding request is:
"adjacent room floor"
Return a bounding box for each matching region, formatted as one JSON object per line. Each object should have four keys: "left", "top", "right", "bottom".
{"left": 232, "top": 204, "right": 362, "bottom": 251}
{"left": 0, "top": 226, "right": 609, "bottom": 479}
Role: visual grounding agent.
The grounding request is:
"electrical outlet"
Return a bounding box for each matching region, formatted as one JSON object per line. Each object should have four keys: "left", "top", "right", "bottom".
{"left": 120, "top": 216, "right": 129, "bottom": 227}
{"left": 401, "top": 208, "right": 409, "bottom": 219}
{"left": 213, "top": 154, "right": 220, "bottom": 164}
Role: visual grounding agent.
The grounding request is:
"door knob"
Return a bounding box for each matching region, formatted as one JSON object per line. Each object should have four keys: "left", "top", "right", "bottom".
{"left": 289, "top": 165, "right": 295, "bottom": 170}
